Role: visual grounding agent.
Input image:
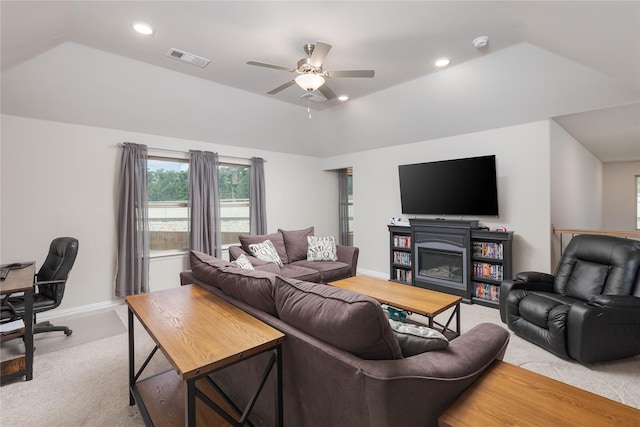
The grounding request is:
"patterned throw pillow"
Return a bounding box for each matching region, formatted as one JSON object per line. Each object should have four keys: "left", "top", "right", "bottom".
{"left": 388, "top": 318, "right": 449, "bottom": 357}
{"left": 248, "top": 240, "right": 284, "bottom": 267}
{"left": 307, "top": 235, "right": 338, "bottom": 262}
{"left": 230, "top": 253, "right": 255, "bottom": 270}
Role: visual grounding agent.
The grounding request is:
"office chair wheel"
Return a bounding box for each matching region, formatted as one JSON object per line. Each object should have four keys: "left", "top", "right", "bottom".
{"left": 64, "top": 329, "right": 73, "bottom": 336}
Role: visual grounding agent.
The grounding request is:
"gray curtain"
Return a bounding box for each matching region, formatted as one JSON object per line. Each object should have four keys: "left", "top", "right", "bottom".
{"left": 115, "top": 143, "right": 149, "bottom": 296}
{"left": 189, "top": 150, "right": 221, "bottom": 256}
{"left": 250, "top": 157, "right": 267, "bottom": 235}
{"left": 338, "top": 168, "right": 350, "bottom": 246}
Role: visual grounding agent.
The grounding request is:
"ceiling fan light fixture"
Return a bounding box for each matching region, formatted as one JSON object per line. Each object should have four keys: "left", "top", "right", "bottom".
{"left": 295, "top": 73, "right": 325, "bottom": 91}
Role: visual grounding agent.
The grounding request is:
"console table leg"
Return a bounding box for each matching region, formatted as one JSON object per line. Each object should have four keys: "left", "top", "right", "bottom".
{"left": 186, "top": 379, "right": 196, "bottom": 427}
{"left": 128, "top": 308, "right": 135, "bottom": 406}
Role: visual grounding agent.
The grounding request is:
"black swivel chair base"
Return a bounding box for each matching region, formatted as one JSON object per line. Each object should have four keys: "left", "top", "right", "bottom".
{"left": 34, "top": 321, "right": 73, "bottom": 336}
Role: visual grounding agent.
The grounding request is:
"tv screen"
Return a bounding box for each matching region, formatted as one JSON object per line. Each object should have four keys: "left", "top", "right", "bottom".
{"left": 398, "top": 155, "right": 499, "bottom": 216}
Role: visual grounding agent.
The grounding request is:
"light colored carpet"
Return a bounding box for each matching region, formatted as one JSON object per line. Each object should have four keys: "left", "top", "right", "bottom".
{"left": 1, "top": 310, "right": 127, "bottom": 358}
{"left": 0, "top": 302, "right": 638, "bottom": 426}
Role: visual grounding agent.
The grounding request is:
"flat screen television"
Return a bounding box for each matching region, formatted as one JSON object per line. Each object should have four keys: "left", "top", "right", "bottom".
{"left": 398, "top": 155, "right": 499, "bottom": 216}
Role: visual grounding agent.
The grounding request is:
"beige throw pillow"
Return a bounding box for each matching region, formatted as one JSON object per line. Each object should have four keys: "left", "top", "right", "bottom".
{"left": 248, "top": 240, "right": 284, "bottom": 267}
{"left": 307, "top": 235, "right": 338, "bottom": 261}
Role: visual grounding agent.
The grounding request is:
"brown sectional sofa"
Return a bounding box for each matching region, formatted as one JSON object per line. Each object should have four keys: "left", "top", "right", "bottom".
{"left": 181, "top": 250, "right": 510, "bottom": 427}
{"left": 227, "top": 227, "right": 359, "bottom": 282}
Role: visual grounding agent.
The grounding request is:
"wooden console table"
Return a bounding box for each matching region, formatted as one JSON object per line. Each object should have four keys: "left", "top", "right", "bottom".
{"left": 330, "top": 275, "right": 461, "bottom": 338}
{"left": 126, "top": 285, "right": 285, "bottom": 426}
{"left": 1, "top": 263, "right": 35, "bottom": 381}
{"left": 439, "top": 360, "right": 640, "bottom": 426}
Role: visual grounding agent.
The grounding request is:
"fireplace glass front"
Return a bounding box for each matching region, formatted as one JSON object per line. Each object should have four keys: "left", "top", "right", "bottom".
{"left": 417, "top": 247, "right": 464, "bottom": 286}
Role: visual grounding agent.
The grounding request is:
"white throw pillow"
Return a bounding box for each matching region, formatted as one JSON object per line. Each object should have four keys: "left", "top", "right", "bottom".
{"left": 248, "top": 240, "right": 283, "bottom": 267}
{"left": 388, "top": 318, "right": 449, "bottom": 356}
{"left": 307, "top": 235, "right": 338, "bottom": 261}
{"left": 230, "top": 253, "right": 255, "bottom": 270}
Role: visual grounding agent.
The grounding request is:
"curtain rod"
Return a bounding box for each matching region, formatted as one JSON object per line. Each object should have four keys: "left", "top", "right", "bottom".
{"left": 117, "top": 143, "right": 263, "bottom": 163}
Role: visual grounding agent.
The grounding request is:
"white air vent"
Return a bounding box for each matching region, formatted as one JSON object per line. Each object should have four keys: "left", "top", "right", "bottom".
{"left": 166, "top": 48, "right": 210, "bottom": 68}
{"left": 299, "top": 92, "right": 327, "bottom": 103}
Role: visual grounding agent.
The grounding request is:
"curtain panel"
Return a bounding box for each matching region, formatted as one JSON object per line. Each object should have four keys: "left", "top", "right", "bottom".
{"left": 189, "top": 150, "right": 221, "bottom": 256}
{"left": 115, "top": 143, "right": 149, "bottom": 296}
{"left": 250, "top": 157, "right": 267, "bottom": 235}
{"left": 338, "top": 168, "right": 350, "bottom": 246}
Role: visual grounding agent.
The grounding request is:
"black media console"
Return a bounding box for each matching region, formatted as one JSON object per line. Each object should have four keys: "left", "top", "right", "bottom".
{"left": 388, "top": 219, "right": 513, "bottom": 308}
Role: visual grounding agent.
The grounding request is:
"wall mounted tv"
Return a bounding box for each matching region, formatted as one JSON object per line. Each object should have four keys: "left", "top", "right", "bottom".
{"left": 398, "top": 155, "right": 499, "bottom": 216}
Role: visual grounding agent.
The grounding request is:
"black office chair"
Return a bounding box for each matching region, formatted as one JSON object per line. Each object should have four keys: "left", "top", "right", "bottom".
{"left": 1, "top": 237, "right": 79, "bottom": 336}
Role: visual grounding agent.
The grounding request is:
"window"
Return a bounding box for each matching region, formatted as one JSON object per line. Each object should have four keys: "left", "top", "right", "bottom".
{"left": 147, "top": 158, "right": 252, "bottom": 253}
{"left": 219, "top": 164, "right": 250, "bottom": 245}
{"left": 147, "top": 157, "right": 189, "bottom": 253}
{"left": 636, "top": 175, "right": 640, "bottom": 229}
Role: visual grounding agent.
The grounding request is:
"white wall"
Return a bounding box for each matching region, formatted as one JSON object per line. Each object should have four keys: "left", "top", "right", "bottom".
{"left": 549, "top": 121, "right": 603, "bottom": 264}
{"left": 602, "top": 161, "right": 640, "bottom": 230}
{"left": 321, "top": 121, "right": 553, "bottom": 278}
{"left": 1, "top": 114, "right": 334, "bottom": 313}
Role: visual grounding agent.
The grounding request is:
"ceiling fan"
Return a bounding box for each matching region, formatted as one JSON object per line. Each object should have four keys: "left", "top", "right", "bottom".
{"left": 247, "top": 41, "right": 375, "bottom": 100}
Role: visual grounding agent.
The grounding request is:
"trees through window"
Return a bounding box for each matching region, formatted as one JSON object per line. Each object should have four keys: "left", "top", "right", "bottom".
{"left": 147, "top": 157, "right": 251, "bottom": 253}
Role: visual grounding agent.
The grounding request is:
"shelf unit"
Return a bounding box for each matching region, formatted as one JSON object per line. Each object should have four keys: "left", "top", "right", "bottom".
{"left": 388, "top": 225, "right": 412, "bottom": 285}
{"left": 470, "top": 230, "right": 513, "bottom": 308}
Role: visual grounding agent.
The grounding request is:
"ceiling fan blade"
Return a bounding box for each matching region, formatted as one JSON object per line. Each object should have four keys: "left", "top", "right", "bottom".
{"left": 247, "top": 61, "right": 295, "bottom": 73}
{"left": 309, "top": 42, "right": 332, "bottom": 67}
{"left": 326, "top": 69, "right": 375, "bottom": 78}
{"left": 267, "top": 80, "right": 296, "bottom": 95}
{"left": 318, "top": 84, "right": 336, "bottom": 100}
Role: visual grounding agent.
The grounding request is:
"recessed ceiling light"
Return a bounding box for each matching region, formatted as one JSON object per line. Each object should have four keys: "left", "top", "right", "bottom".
{"left": 435, "top": 57, "right": 450, "bottom": 68}
{"left": 132, "top": 22, "right": 154, "bottom": 35}
{"left": 338, "top": 95, "right": 349, "bottom": 102}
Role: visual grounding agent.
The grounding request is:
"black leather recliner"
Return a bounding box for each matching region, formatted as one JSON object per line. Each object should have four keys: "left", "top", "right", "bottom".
{"left": 500, "top": 234, "right": 640, "bottom": 363}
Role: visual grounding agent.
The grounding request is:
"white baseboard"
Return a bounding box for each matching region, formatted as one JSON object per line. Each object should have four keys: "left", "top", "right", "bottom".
{"left": 356, "top": 268, "right": 387, "bottom": 280}
{"left": 37, "top": 299, "right": 125, "bottom": 321}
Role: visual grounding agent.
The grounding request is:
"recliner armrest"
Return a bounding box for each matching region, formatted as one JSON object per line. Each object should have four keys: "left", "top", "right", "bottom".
{"left": 336, "top": 245, "right": 359, "bottom": 277}
{"left": 515, "top": 271, "right": 555, "bottom": 283}
{"left": 591, "top": 294, "right": 640, "bottom": 309}
{"left": 499, "top": 274, "right": 556, "bottom": 322}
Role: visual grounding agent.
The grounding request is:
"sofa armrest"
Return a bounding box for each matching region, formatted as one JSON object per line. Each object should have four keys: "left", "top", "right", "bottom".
{"left": 337, "top": 245, "right": 359, "bottom": 277}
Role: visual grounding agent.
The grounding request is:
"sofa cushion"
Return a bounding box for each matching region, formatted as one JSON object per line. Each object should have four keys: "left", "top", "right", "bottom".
{"left": 388, "top": 319, "right": 449, "bottom": 356}
{"left": 279, "top": 264, "right": 321, "bottom": 282}
{"left": 190, "top": 250, "right": 232, "bottom": 288}
{"left": 216, "top": 266, "right": 278, "bottom": 317}
{"left": 239, "top": 232, "right": 288, "bottom": 264}
{"left": 289, "top": 260, "right": 351, "bottom": 283}
{"left": 248, "top": 240, "right": 284, "bottom": 267}
{"left": 307, "top": 235, "right": 338, "bottom": 261}
{"left": 274, "top": 277, "right": 402, "bottom": 360}
{"left": 279, "top": 227, "right": 314, "bottom": 263}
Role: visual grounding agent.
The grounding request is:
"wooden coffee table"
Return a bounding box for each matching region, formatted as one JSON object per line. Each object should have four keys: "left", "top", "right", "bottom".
{"left": 330, "top": 275, "right": 462, "bottom": 338}
{"left": 439, "top": 360, "right": 640, "bottom": 426}
{"left": 126, "top": 285, "right": 285, "bottom": 427}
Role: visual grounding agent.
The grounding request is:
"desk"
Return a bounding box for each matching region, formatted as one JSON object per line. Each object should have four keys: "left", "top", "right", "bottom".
{"left": 127, "top": 285, "right": 285, "bottom": 426}
{"left": 1, "top": 263, "right": 35, "bottom": 381}
{"left": 438, "top": 360, "right": 640, "bottom": 426}
{"left": 330, "top": 275, "right": 462, "bottom": 338}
